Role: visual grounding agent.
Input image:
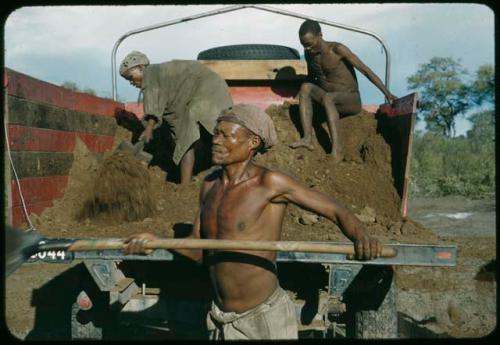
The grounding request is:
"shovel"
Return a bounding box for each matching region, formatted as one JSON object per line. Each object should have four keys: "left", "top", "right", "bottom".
{"left": 113, "top": 107, "right": 152, "bottom": 164}
{"left": 5, "top": 226, "right": 397, "bottom": 277}
{"left": 116, "top": 139, "right": 153, "bottom": 164}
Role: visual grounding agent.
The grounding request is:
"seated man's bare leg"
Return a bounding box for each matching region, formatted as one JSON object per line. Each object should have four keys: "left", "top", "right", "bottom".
{"left": 322, "top": 92, "right": 362, "bottom": 162}
{"left": 290, "top": 83, "right": 324, "bottom": 151}
{"left": 322, "top": 93, "right": 342, "bottom": 162}
{"left": 179, "top": 144, "right": 196, "bottom": 185}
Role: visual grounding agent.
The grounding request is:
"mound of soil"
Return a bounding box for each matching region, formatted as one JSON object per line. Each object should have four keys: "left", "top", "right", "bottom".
{"left": 78, "top": 151, "right": 155, "bottom": 222}
{"left": 28, "top": 103, "right": 435, "bottom": 245}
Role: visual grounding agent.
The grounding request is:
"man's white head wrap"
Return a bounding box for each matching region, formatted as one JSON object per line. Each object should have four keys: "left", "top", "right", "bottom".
{"left": 119, "top": 51, "right": 150, "bottom": 76}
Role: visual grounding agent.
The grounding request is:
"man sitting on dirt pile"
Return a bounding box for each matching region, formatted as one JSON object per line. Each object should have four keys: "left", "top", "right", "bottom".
{"left": 118, "top": 50, "right": 233, "bottom": 184}
{"left": 124, "top": 104, "right": 383, "bottom": 340}
{"left": 290, "top": 20, "right": 397, "bottom": 161}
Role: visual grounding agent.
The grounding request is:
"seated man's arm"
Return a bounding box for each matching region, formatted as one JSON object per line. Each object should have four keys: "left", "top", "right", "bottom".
{"left": 266, "top": 171, "right": 382, "bottom": 260}
{"left": 334, "top": 43, "right": 397, "bottom": 102}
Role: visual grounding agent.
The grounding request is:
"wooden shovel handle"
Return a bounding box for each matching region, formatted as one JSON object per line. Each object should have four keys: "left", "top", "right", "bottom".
{"left": 67, "top": 238, "right": 397, "bottom": 258}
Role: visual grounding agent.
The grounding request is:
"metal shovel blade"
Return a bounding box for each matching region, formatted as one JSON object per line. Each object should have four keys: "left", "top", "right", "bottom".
{"left": 117, "top": 140, "right": 153, "bottom": 164}
{"left": 5, "top": 226, "right": 44, "bottom": 277}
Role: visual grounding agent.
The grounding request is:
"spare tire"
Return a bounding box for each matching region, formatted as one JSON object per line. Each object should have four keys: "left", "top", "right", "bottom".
{"left": 197, "top": 44, "right": 301, "bottom": 60}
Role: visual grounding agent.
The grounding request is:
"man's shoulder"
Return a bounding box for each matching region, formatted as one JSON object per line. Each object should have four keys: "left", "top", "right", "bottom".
{"left": 324, "top": 41, "right": 342, "bottom": 50}
{"left": 203, "top": 167, "right": 223, "bottom": 183}
{"left": 199, "top": 168, "right": 221, "bottom": 198}
{"left": 329, "top": 42, "right": 351, "bottom": 55}
{"left": 257, "top": 166, "right": 295, "bottom": 187}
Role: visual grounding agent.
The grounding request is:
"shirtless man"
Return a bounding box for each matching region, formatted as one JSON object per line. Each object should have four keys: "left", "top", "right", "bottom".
{"left": 290, "top": 20, "right": 397, "bottom": 160}
{"left": 124, "top": 104, "right": 383, "bottom": 340}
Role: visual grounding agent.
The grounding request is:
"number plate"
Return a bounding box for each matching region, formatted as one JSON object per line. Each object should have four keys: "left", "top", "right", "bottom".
{"left": 28, "top": 250, "right": 74, "bottom": 263}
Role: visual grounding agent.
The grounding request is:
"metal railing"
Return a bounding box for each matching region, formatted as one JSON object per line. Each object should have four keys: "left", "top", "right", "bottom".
{"left": 111, "top": 4, "right": 391, "bottom": 101}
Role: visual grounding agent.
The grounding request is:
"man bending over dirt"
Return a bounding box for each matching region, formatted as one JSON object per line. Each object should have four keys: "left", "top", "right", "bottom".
{"left": 119, "top": 51, "right": 233, "bottom": 184}
{"left": 124, "top": 104, "right": 382, "bottom": 340}
{"left": 290, "top": 20, "right": 397, "bottom": 161}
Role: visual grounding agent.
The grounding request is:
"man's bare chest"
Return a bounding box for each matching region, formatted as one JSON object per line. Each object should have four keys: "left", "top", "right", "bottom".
{"left": 311, "top": 50, "right": 344, "bottom": 74}
{"left": 200, "top": 183, "right": 268, "bottom": 238}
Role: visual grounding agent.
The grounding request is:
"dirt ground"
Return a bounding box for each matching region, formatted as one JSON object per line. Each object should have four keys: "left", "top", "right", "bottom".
{"left": 398, "top": 196, "right": 496, "bottom": 338}
{"left": 4, "top": 103, "right": 496, "bottom": 339}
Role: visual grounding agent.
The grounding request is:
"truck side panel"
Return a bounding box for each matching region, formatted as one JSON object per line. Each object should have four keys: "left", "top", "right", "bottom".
{"left": 4, "top": 68, "right": 123, "bottom": 227}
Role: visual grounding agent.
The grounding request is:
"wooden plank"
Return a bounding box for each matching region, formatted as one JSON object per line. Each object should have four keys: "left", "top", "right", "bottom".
{"left": 199, "top": 60, "right": 307, "bottom": 80}
{"left": 377, "top": 92, "right": 418, "bottom": 117}
{"left": 77, "top": 133, "right": 115, "bottom": 153}
{"left": 376, "top": 93, "right": 418, "bottom": 217}
{"left": 8, "top": 96, "right": 117, "bottom": 136}
{"left": 124, "top": 102, "right": 144, "bottom": 119}
{"left": 229, "top": 85, "right": 299, "bottom": 111}
{"left": 10, "top": 152, "right": 74, "bottom": 179}
{"left": 10, "top": 175, "right": 69, "bottom": 207}
{"left": 8, "top": 125, "right": 77, "bottom": 152}
{"left": 401, "top": 112, "right": 417, "bottom": 217}
{"left": 5, "top": 68, "right": 122, "bottom": 117}
{"left": 7, "top": 125, "right": 115, "bottom": 153}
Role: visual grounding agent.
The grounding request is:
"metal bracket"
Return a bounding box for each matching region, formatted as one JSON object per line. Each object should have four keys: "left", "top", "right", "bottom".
{"left": 110, "top": 277, "right": 140, "bottom": 308}
{"left": 84, "top": 260, "right": 126, "bottom": 292}
{"left": 328, "top": 264, "right": 362, "bottom": 298}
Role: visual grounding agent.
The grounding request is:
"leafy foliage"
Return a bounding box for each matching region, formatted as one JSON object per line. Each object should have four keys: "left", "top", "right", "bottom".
{"left": 409, "top": 60, "right": 495, "bottom": 199}
{"left": 60, "top": 81, "right": 79, "bottom": 91}
{"left": 470, "top": 64, "right": 494, "bottom": 106}
{"left": 60, "top": 81, "right": 97, "bottom": 96}
{"left": 407, "top": 57, "right": 471, "bottom": 137}
{"left": 410, "top": 128, "right": 495, "bottom": 199}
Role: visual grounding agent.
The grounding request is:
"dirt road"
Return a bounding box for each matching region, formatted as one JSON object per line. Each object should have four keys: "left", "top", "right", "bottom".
{"left": 396, "top": 195, "right": 496, "bottom": 338}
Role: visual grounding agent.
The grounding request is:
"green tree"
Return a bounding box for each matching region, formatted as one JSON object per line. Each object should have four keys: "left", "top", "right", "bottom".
{"left": 407, "top": 57, "right": 471, "bottom": 137}
{"left": 83, "top": 88, "right": 97, "bottom": 96}
{"left": 411, "top": 127, "right": 495, "bottom": 198}
{"left": 61, "top": 80, "right": 80, "bottom": 91}
{"left": 470, "top": 64, "right": 494, "bottom": 106}
{"left": 61, "top": 81, "right": 97, "bottom": 96}
{"left": 468, "top": 110, "right": 495, "bottom": 143}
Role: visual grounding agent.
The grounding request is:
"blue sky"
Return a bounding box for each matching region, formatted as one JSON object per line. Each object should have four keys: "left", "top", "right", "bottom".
{"left": 4, "top": 4, "right": 495, "bottom": 135}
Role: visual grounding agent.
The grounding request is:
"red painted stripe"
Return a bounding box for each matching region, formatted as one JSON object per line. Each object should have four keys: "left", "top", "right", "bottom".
{"left": 7, "top": 125, "right": 115, "bottom": 153}
{"left": 12, "top": 200, "right": 55, "bottom": 228}
{"left": 77, "top": 133, "right": 115, "bottom": 152}
{"left": 10, "top": 176, "right": 69, "bottom": 207}
{"left": 378, "top": 102, "right": 415, "bottom": 117}
{"left": 8, "top": 125, "right": 76, "bottom": 152}
{"left": 124, "top": 102, "right": 145, "bottom": 119}
{"left": 437, "top": 251, "right": 452, "bottom": 260}
{"left": 229, "top": 86, "right": 295, "bottom": 110}
{"left": 362, "top": 105, "right": 379, "bottom": 113}
{"left": 5, "top": 68, "right": 124, "bottom": 117}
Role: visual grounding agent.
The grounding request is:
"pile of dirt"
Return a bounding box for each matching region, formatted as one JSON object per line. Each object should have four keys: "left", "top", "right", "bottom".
{"left": 257, "top": 103, "right": 434, "bottom": 243}
{"left": 29, "top": 103, "right": 435, "bottom": 244}
{"left": 77, "top": 151, "right": 155, "bottom": 222}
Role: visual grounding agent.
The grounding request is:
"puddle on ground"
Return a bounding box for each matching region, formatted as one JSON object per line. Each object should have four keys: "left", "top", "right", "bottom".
{"left": 423, "top": 212, "right": 473, "bottom": 220}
